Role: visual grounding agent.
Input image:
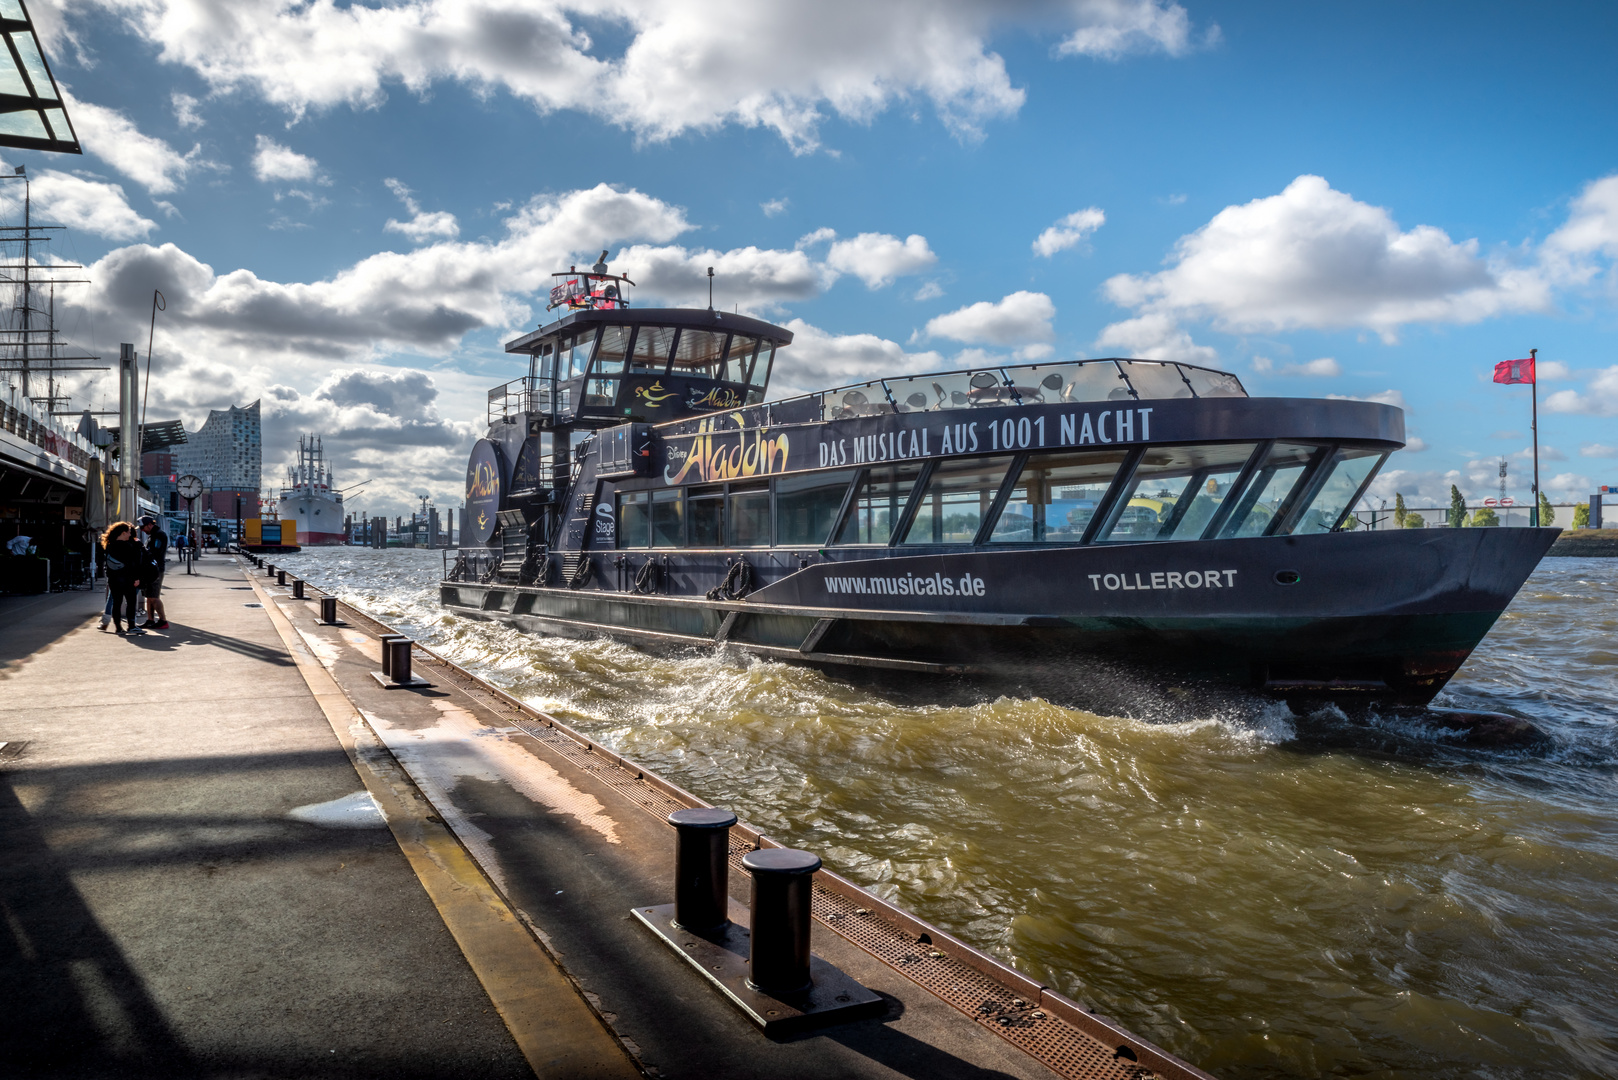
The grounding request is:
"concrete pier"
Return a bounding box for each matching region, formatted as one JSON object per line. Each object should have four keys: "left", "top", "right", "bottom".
{"left": 1, "top": 558, "right": 1213, "bottom": 1080}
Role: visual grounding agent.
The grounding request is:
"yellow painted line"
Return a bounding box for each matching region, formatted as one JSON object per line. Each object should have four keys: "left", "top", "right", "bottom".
{"left": 247, "top": 569, "right": 642, "bottom": 1079}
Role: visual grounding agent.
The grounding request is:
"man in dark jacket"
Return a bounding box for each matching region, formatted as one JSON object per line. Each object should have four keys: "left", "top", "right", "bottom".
{"left": 138, "top": 516, "right": 170, "bottom": 629}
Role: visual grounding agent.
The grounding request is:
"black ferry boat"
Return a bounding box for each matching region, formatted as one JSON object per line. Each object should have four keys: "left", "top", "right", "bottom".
{"left": 443, "top": 264, "right": 1557, "bottom": 710}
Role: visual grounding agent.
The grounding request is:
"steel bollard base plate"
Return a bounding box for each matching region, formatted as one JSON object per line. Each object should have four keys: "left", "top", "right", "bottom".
{"left": 632, "top": 901, "right": 884, "bottom": 1035}
{"left": 368, "top": 671, "right": 435, "bottom": 690}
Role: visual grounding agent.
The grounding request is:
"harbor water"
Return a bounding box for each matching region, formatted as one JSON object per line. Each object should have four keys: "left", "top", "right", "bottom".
{"left": 277, "top": 547, "right": 1617, "bottom": 1079}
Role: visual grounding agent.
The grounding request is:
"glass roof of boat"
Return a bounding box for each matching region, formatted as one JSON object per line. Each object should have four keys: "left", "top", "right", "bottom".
{"left": 782, "top": 358, "right": 1246, "bottom": 422}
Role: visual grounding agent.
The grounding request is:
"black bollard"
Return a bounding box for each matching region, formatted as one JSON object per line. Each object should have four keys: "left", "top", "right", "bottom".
{"left": 292, "top": 579, "right": 305, "bottom": 599}
{"left": 320, "top": 597, "right": 338, "bottom": 623}
{"left": 741, "top": 848, "right": 822, "bottom": 995}
{"left": 276, "top": 569, "right": 287, "bottom": 586}
{"left": 669, "top": 808, "right": 737, "bottom": 933}
{"left": 379, "top": 634, "right": 409, "bottom": 677}
{"left": 385, "top": 638, "right": 414, "bottom": 685}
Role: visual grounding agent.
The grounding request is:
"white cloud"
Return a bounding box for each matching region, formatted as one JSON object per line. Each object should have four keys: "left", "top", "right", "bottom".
{"left": 66, "top": 93, "right": 209, "bottom": 195}
{"left": 1102, "top": 175, "right": 1550, "bottom": 342}
{"left": 1541, "top": 174, "right": 1618, "bottom": 285}
{"left": 925, "top": 290, "right": 1055, "bottom": 345}
{"left": 3, "top": 164, "right": 157, "bottom": 240}
{"left": 1511, "top": 444, "right": 1567, "bottom": 463}
{"left": 1537, "top": 359, "right": 1571, "bottom": 379}
{"left": 1056, "top": 0, "right": 1213, "bottom": 59}
{"left": 796, "top": 226, "right": 836, "bottom": 249}
{"left": 68, "top": 1, "right": 1211, "bottom": 154}
{"left": 619, "top": 243, "right": 826, "bottom": 309}
{"left": 172, "top": 92, "right": 204, "bottom": 128}
{"left": 825, "top": 232, "right": 936, "bottom": 288}
{"left": 1402, "top": 436, "right": 1428, "bottom": 453}
{"left": 252, "top": 135, "right": 320, "bottom": 183}
{"left": 1544, "top": 366, "right": 1618, "bottom": 416}
{"left": 1545, "top": 472, "right": 1595, "bottom": 499}
{"left": 1281, "top": 357, "right": 1340, "bottom": 377}
{"left": 913, "top": 281, "right": 944, "bottom": 301}
{"left": 1580, "top": 443, "right": 1617, "bottom": 458}
{"left": 1032, "top": 206, "right": 1105, "bottom": 257}
{"left": 760, "top": 197, "right": 789, "bottom": 217}
{"left": 1091, "top": 312, "right": 1216, "bottom": 364}
{"left": 382, "top": 177, "right": 459, "bottom": 242}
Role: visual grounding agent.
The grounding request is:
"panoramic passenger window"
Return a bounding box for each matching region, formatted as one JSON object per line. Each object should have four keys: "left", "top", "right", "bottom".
{"left": 631, "top": 326, "right": 676, "bottom": 373}
{"left": 688, "top": 488, "right": 723, "bottom": 546}
{"left": 990, "top": 450, "right": 1129, "bottom": 543}
{"left": 1101, "top": 444, "right": 1260, "bottom": 542}
{"left": 900, "top": 457, "right": 1010, "bottom": 544}
{"left": 617, "top": 491, "right": 651, "bottom": 548}
{"left": 651, "top": 489, "right": 683, "bottom": 547}
{"left": 1292, "top": 448, "right": 1385, "bottom": 534}
{"left": 728, "top": 483, "right": 771, "bottom": 546}
{"left": 776, "top": 469, "right": 855, "bottom": 547}
{"left": 834, "top": 464, "right": 924, "bottom": 545}
{"left": 1218, "top": 443, "right": 1322, "bottom": 538}
{"left": 671, "top": 329, "right": 728, "bottom": 379}
{"left": 1115, "top": 361, "right": 1193, "bottom": 400}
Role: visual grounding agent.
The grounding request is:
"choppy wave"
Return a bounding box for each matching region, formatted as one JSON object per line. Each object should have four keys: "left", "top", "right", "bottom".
{"left": 278, "top": 547, "right": 1618, "bottom": 1079}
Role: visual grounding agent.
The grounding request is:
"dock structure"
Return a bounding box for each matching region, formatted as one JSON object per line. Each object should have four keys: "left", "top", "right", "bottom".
{"left": 0, "top": 557, "right": 1214, "bottom": 1080}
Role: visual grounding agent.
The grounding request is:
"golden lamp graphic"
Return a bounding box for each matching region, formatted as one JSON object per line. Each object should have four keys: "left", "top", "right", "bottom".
{"left": 634, "top": 380, "right": 677, "bottom": 406}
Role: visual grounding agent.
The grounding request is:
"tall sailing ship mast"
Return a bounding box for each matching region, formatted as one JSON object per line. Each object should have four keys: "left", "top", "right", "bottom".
{"left": 277, "top": 433, "right": 347, "bottom": 545}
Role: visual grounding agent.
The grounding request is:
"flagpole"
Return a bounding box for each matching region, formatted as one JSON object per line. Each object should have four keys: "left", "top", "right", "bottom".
{"left": 1530, "top": 347, "right": 1539, "bottom": 527}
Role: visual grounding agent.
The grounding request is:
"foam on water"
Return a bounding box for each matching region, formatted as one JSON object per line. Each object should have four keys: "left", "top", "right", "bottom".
{"left": 278, "top": 547, "right": 1618, "bottom": 1079}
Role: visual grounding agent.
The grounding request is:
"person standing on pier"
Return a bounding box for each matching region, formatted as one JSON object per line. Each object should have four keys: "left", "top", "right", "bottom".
{"left": 138, "top": 516, "right": 170, "bottom": 630}
{"left": 100, "top": 522, "right": 145, "bottom": 636}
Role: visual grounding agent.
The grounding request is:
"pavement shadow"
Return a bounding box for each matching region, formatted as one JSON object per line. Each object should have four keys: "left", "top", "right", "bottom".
{"left": 118, "top": 623, "right": 297, "bottom": 667}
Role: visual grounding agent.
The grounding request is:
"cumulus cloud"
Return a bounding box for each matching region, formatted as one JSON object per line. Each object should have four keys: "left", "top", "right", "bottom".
{"left": 1541, "top": 174, "right": 1618, "bottom": 286}
{"left": 67, "top": 93, "right": 213, "bottom": 195}
{"left": 825, "top": 232, "right": 937, "bottom": 288}
{"left": 1328, "top": 388, "right": 1406, "bottom": 409}
{"left": 63, "top": 1, "right": 1208, "bottom": 153}
{"left": 1057, "top": 0, "right": 1214, "bottom": 59}
{"left": 1090, "top": 312, "right": 1215, "bottom": 364}
{"left": 382, "top": 177, "right": 459, "bottom": 242}
{"left": 1099, "top": 175, "right": 1550, "bottom": 344}
{"left": 770, "top": 319, "right": 944, "bottom": 399}
{"left": 1580, "top": 443, "right": 1617, "bottom": 458}
{"left": 172, "top": 91, "right": 204, "bottom": 128}
{"left": 1544, "top": 365, "right": 1618, "bottom": 416}
{"left": 620, "top": 243, "right": 825, "bottom": 309}
{"left": 760, "top": 197, "right": 789, "bottom": 217}
{"left": 1032, "top": 206, "right": 1105, "bottom": 257}
{"left": 0, "top": 161, "right": 156, "bottom": 240}
{"left": 924, "top": 290, "right": 1055, "bottom": 345}
{"left": 252, "top": 135, "right": 320, "bottom": 183}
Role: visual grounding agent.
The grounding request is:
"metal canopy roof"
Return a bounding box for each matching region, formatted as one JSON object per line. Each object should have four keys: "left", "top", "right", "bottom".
{"left": 106, "top": 419, "right": 188, "bottom": 454}
{"left": 0, "top": 0, "right": 79, "bottom": 154}
{"left": 504, "top": 307, "right": 793, "bottom": 355}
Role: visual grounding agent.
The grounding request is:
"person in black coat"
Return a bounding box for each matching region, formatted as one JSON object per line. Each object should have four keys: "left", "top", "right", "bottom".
{"left": 100, "top": 521, "right": 146, "bottom": 636}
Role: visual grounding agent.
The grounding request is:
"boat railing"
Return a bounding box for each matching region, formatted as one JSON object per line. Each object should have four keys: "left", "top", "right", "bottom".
{"left": 798, "top": 358, "right": 1245, "bottom": 423}
{"left": 487, "top": 376, "right": 568, "bottom": 425}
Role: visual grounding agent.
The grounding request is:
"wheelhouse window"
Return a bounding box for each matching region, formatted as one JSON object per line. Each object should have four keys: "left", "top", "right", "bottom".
{"left": 1099, "top": 443, "right": 1261, "bottom": 542}
{"left": 1218, "top": 443, "right": 1321, "bottom": 538}
{"left": 776, "top": 469, "right": 855, "bottom": 547}
{"left": 672, "top": 329, "right": 728, "bottom": 379}
{"left": 723, "top": 335, "right": 760, "bottom": 385}
{"left": 834, "top": 464, "right": 924, "bottom": 545}
{"left": 746, "top": 343, "right": 774, "bottom": 405}
{"left": 990, "top": 450, "right": 1129, "bottom": 543}
{"left": 728, "top": 482, "right": 771, "bottom": 546}
{"left": 564, "top": 330, "right": 598, "bottom": 379}
{"left": 586, "top": 324, "right": 630, "bottom": 406}
{"left": 631, "top": 326, "right": 676, "bottom": 373}
{"left": 1292, "top": 448, "right": 1385, "bottom": 534}
{"left": 900, "top": 457, "right": 1010, "bottom": 544}
{"left": 688, "top": 487, "right": 723, "bottom": 546}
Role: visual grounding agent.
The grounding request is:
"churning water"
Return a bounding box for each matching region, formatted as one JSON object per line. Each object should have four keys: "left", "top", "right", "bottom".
{"left": 278, "top": 547, "right": 1617, "bottom": 1079}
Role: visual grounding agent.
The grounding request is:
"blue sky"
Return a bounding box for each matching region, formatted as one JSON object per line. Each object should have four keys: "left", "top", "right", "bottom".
{"left": 7, "top": 0, "right": 1617, "bottom": 516}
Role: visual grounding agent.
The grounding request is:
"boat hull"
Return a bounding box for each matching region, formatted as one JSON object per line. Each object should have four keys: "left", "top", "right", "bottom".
{"left": 441, "top": 528, "right": 1557, "bottom": 709}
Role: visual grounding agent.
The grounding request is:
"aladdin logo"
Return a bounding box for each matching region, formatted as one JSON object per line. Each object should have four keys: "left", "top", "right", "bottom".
{"left": 665, "top": 417, "right": 789, "bottom": 484}
{"left": 634, "top": 380, "right": 678, "bottom": 406}
{"left": 688, "top": 385, "right": 743, "bottom": 410}
{"left": 477, "top": 511, "right": 489, "bottom": 533}
{"left": 469, "top": 460, "right": 500, "bottom": 500}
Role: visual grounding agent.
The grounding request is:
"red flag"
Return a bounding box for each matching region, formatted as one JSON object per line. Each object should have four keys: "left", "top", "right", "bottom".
{"left": 1493, "top": 357, "right": 1535, "bottom": 384}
